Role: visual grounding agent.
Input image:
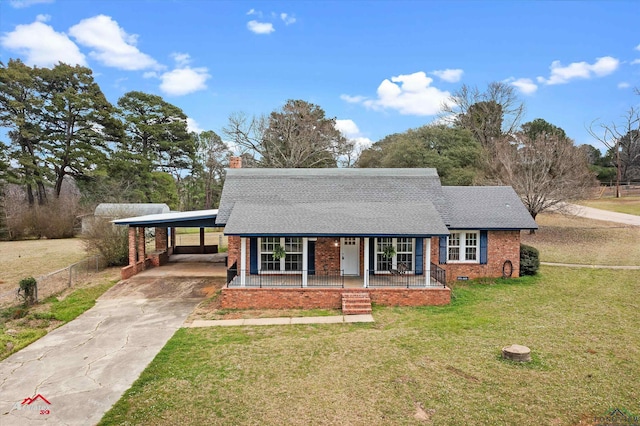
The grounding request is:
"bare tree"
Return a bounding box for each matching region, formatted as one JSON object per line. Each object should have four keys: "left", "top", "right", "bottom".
{"left": 490, "top": 133, "right": 597, "bottom": 222}
{"left": 588, "top": 107, "right": 640, "bottom": 197}
{"left": 440, "top": 82, "right": 525, "bottom": 151}
{"left": 223, "top": 100, "right": 350, "bottom": 168}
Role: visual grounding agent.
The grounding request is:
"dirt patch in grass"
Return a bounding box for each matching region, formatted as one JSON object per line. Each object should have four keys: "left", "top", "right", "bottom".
{"left": 522, "top": 212, "right": 640, "bottom": 265}
{"left": 0, "top": 238, "right": 86, "bottom": 292}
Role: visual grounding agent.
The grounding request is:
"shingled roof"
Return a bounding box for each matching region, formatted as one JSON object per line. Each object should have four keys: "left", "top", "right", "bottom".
{"left": 216, "top": 168, "right": 538, "bottom": 236}
{"left": 217, "top": 168, "right": 450, "bottom": 236}
{"left": 442, "top": 186, "right": 537, "bottom": 230}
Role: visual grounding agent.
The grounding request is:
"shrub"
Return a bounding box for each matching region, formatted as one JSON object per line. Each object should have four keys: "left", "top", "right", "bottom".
{"left": 82, "top": 217, "right": 129, "bottom": 266}
{"left": 520, "top": 244, "right": 540, "bottom": 276}
{"left": 18, "top": 277, "right": 38, "bottom": 306}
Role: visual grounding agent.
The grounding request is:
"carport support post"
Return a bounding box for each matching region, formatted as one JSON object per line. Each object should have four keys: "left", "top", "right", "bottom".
{"left": 302, "top": 237, "right": 308, "bottom": 287}
{"left": 199, "top": 228, "right": 205, "bottom": 254}
{"left": 128, "top": 226, "right": 137, "bottom": 265}
{"left": 425, "top": 238, "right": 431, "bottom": 287}
{"left": 240, "top": 237, "right": 246, "bottom": 287}
{"left": 137, "top": 227, "right": 146, "bottom": 268}
{"left": 363, "top": 237, "right": 369, "bottom": 288}
{"left": 170, "top": 227, "right": 176, "bottom": 251}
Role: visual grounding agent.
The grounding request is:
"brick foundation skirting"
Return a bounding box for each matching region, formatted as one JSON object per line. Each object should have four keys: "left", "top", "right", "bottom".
{"left": 220, "top": 287, "right": 451, "bottom": 310}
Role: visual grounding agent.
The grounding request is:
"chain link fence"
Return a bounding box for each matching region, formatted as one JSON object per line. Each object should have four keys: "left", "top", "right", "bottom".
{"left": 0, "top": 255, "right": 108, "bottom": 308}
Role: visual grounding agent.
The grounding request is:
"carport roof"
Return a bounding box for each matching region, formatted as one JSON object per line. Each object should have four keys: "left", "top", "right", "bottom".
{"left": 112, "top": 209, "right": 218, "bottom": 228}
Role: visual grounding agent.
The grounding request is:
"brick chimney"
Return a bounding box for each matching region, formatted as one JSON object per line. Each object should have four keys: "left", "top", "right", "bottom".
{"left": 229, "top": 156, "right": 242, "bottom": 169}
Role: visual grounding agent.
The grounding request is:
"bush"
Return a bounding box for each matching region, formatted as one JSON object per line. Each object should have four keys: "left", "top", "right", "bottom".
{"left": 82, "top": 217, "right": 129, "bottom": 266}
{"left": 18, "top": 277, "right": 38, "bottom": 306}
{"left": 520, "top": 244, "right": 540, "bottom": 276}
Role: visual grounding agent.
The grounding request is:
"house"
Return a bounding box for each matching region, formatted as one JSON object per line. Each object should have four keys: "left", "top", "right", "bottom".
{"left": 215, "top": 158, "right": 537, "bottom": 310}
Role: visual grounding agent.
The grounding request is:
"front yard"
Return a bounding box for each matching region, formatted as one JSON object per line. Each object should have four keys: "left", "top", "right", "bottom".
{"left": 100, "top": 266, "right": 640, "bottom": 425}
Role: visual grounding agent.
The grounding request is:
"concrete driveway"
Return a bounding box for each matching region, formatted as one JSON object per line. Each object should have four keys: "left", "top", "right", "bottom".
{"left": 0, "top": 267, "right": 221, "bottom": 426}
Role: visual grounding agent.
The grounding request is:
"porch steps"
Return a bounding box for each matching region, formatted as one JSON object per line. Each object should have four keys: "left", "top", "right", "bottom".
{"left": 341, "top": 292, "right": 372, "bottom": 315}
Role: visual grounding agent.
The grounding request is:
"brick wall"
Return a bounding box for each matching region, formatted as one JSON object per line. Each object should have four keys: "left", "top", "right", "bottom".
{"left": 220, "top": 287, "right": 451, "bottom": 309}
{"left": 315, "top": 237, "right": 341, "bottom": 272}
{"left": 431, "top": 231, "right": 521, "bottom": 282}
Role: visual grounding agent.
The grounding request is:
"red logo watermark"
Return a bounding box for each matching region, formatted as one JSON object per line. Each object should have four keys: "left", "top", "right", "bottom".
{"left": 12, "top": 394, "right": 51, "bottom": 415}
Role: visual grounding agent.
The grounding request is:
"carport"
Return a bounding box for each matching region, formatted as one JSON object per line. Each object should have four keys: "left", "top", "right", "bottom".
{"left": 113, "top": 209, "right": 219, "bottom": 279}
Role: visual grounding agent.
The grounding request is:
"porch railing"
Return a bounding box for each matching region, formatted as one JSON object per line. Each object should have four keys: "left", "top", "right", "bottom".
{"left": 368, "top": 264, "right": 447, "bottom": 288}
{"left": 228, "top": 270, "right": 344, "bottom": 288}
{"left": 430, "top": 262, "right": 447, "bottom": 287}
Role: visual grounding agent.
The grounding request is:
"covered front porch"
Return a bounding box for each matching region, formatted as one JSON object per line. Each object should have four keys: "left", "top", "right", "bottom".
{"left": 226, "top": 235, "right": 447, "bottom": 289}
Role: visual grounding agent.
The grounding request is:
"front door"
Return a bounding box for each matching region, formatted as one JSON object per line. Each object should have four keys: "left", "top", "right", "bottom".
{"left": 341, "top": 237, "right": 360, "bottom": 276}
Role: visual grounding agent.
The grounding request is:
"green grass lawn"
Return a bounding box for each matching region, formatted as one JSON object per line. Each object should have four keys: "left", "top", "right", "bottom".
{"left": 579, "top": 196, "right": 640, "bottom": 216}
{"left": 100, "top": 267, "right": 640, "bottom": 426}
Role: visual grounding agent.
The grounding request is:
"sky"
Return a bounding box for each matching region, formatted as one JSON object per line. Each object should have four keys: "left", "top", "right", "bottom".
{"left": 1, "top": 0, "right": 639, "bottom": 154}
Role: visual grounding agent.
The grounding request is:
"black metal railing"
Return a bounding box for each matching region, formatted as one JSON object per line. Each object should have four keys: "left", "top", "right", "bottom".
{"left": 430, "top": 262, "right": 447, "bottom": 287}
{"left": 228, "top": 270, "right": 344, "bottom": 288}
{"left": 368, "top": 273, "right": 435, "bottom": 288}
{"left": 226, "top": 261, "right": 238, "bottom": 284}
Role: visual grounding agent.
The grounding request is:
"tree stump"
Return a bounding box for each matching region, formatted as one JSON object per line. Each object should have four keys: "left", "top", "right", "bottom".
{"left": 502, "top": 344, "right": 531, "bottom": 362}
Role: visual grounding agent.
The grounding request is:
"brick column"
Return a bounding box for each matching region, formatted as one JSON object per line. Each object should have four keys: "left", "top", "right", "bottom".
{"left": 137, "top": 227, "right": 146, "bottom": 268}
{"left": 155, "top": 227, "right": 168, "bottom": 251}
{"left": 128, "top": 226, "right": 137, "bottom": 265}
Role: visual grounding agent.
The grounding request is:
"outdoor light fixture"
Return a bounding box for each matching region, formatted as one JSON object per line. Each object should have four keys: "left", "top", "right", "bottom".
{"left": 334, "top": 239, "right": 339, "bottom": 247}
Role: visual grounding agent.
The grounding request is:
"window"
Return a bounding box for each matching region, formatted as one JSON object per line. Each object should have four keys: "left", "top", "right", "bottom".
{"left": 376, "top": 237, "right": 414, "bottom": 272}
{"left": 259, "top": 237, "right": 303, "bottom": 272}
{"left": 447, "top": 231, "right": 479, "bottom": 262}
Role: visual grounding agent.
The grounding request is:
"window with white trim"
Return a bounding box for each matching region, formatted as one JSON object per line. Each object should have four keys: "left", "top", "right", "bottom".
{"left": 375, "top": 237, "right": 414, "bottom": 272}
{"left": 447, "top": 231, "right": 479, "bottom": 262}
{"left": 259, "top": 237, "right": 303, "bottom": 272}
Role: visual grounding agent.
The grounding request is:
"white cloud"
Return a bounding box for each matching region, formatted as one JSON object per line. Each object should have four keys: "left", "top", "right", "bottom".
{"left": 9, "top": 0, "right": 53, "bottom": 8}
{"left": 35, "top": 14, "right": 50, "bottom": 22}
{"left": 171, "top": 52, "right": 191, "bottom": 67}
{"left": 247, "top": 8, "right": 257, "bottom": 15}
{"left": 631, "top": 59, "right": 640, "bottom": 65}
{"left": 343, "top": 71, "right": 450, "bottom": 116}
{"left": 159, "top": 67, "right": 210, "bottom": 96}
{"left": 281, "top": 13, "right": 296, "bottom": 25}
{"left": 247, "top": 20, "right": 274, "bottom": 34}
{"left": 340, "top": 94, "right": 366, "bottom": 103}
{"left": 0, "top": 20, "right": 86, "bottom": 67}
{"left": 537, "top": 56, "right": 620, "bottom": 85}
{"left": 618, "top": 82, "right": 631, "bottom": 89}
{"left": 507, "top": 77, "right": 538, "bottom": 95}
{"left": 335, "top": 119, "right": 360, "bottom": 136}
{"left": 636, "top": 43, "right": 640, "bottom": 51}
{"left": 142, "top": 71, "right": 158, "bottom": 79}
{"left": 186, "top": 117, "right": 203, "bottom": 133}
{"left": 69, "top": 15, "right": 160, "bottom": 71}
{"left": 431, "top": 68, "right": 463, "bottom": 83}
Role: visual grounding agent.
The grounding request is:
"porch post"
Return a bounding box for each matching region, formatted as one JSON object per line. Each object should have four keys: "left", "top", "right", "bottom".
{"left": 240, "top": 237, "right": 247, "bottom": 287}
{"left": 302, "top": 237, "right": 308, "bottom": 287}
{"left": 363, "top": 237, "right": 369, "bottom": 288}
{"left": 425, "top": 238, "right": 431, "bottom": 287}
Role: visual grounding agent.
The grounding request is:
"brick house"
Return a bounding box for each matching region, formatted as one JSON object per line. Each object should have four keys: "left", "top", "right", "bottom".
{"left": 216, "top": 160, "right": 537, "bottom": 309}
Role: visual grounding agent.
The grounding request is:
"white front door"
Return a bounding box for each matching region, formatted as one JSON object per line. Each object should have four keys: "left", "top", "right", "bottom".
{"left": 341, "top": 237, "right": 360, "bottom": 276}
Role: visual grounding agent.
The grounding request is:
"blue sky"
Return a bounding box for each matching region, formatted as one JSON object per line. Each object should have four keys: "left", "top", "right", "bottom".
{"left": 1, "top": 0, "right": 639, "bottom": 154}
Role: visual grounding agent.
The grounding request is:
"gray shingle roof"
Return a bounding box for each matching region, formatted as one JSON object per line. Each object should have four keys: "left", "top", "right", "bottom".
{"left": 217, "top": 168, "right": 537, "bottom": 235}
{"left": 442, "top": 186, "right": 538, "bottom": 230}
{"left": 224, "top": 201, "right": 449, "bottom": 236}
{"left": 217, "top": 168, "right": 449, "bottom": 236}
